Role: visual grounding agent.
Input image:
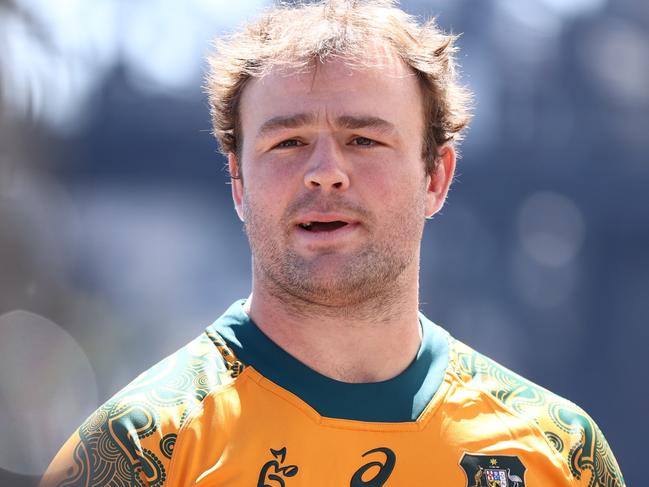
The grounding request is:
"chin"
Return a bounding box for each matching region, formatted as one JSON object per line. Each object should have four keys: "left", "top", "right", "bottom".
{"left": 283, "top": 272, "right": 392, "bottom": 307}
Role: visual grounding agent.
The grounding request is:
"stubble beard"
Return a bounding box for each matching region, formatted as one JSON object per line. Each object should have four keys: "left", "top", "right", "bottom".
{"left": 242, "top": 193, "right": 426, "bottom": 317}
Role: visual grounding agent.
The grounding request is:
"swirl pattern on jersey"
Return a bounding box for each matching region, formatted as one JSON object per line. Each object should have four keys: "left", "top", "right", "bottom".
{"left": 51, "top": 332, "right": 243, "bottom": 487}
{"left": 448, "top": 338, "right": 625, "bottom": 487}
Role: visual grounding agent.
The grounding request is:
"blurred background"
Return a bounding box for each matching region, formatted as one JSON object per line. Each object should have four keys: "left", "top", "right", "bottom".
{"left": 0, "top": 0, "right": 646, "bottom": 485}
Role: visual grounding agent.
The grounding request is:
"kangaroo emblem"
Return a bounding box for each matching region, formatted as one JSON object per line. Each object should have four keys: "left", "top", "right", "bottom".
{"left": 257, "top": 447, "right": 299, "bottom": 487}
{"left": 473, "top": 465, "right": 484, "bottom": 486}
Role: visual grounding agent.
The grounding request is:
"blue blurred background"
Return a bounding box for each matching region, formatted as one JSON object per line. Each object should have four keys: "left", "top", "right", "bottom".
{"left": 0, "top": 0, "right": 646, "bottom": 485}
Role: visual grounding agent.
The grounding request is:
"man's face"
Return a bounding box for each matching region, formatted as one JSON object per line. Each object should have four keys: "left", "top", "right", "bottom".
{"left": 231, "top": 52, "right": 454, "bottom": 307}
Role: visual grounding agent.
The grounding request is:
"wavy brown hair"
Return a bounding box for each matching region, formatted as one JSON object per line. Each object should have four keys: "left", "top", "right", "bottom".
{"left": 205, "top": 0, "right": 472, "bottom": 175}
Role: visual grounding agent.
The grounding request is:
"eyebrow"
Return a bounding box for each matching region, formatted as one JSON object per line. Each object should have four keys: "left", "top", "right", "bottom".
{"left": 335, "top": 115, "right": 396, "bottom": 134}
{"left": 258, "top": 113, "right": 316, "bottom": 137}
{"left": 257, "top": 113, "right": 396, "bottom": 137}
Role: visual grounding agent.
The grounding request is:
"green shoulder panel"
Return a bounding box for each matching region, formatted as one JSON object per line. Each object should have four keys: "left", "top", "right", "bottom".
{"left": 44, "top": 330, "right": 244, "bottom": 487}
{"left": 448, "top": 338, "right": 625, "bottom": 487}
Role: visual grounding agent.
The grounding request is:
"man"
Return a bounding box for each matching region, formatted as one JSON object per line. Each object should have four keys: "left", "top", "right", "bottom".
{"left": 41, "top": 0, "right": 625, "bottom": 485}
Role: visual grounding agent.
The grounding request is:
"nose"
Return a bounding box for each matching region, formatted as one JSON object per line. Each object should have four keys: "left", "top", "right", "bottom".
{"left": 303, "top": 137, "right": 350, "bottom": 191}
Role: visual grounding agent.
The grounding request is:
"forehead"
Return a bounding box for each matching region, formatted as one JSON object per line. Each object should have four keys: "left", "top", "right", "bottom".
{"left": 238, "top": 51, "right": 424, "bottom": 135}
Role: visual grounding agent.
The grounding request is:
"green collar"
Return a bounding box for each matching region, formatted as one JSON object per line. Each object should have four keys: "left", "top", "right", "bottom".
{"left": 209, "top": 300, "right": 449, "bottom": 423}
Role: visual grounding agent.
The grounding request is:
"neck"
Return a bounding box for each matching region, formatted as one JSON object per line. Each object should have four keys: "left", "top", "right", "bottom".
{"left": 244, "top": 264, "right": 422, "bottom": 383}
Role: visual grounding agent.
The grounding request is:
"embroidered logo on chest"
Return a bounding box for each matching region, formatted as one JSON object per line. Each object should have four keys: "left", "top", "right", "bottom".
{"left": 459, "top": 454, "right": 526, "bottom": 487}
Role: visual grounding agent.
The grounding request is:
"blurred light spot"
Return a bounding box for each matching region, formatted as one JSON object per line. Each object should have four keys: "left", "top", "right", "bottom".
{"left": 536, "top": 0, "right": 606, "bottom": 17}
{"left": 0, "top": 0, "right": 117, "bottom": 134}
{"left": 497, "top": 0, "right": 561, "bottom": 36}
{"left": 581, "top": 18, "right": 649, "bottom": 106}
{"left": 493, "top": 0, "right": 561, "bottom": 76}
{"left": 122, "top": 0, "right": 268, "bottom": 94}
{"left": 0, "top": 310, "right": 98, "bottom": 475}
{"left": 517, "top": 191, "right": 585, "bottom": 267}
{"left": 510, "top": 249, "right": 578, "bottom": 309}
{"left": 0, "top": 0, "right": 268, "bottom": 132}
{"left": 122, "top": 2, "right": 205, "bottom": 92}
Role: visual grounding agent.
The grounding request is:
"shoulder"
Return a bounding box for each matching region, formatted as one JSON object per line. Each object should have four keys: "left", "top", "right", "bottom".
{"left": 40, "top": 329, "right": 244, "bottom": 487}
{"left": 447, "top": 337, "right": 625, "bottom": 487}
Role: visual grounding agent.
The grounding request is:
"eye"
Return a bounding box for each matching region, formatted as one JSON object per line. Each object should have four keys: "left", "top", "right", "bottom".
{"left": 351, "top": 136, "right": 376, "bottom": 146}
{"left": 274, "top": 139, "right": 303, "bottom": 149}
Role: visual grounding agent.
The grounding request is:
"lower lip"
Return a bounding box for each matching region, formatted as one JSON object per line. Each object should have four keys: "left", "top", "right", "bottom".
{"left": 294, "top": 222, "right": 361, "bottom": 245}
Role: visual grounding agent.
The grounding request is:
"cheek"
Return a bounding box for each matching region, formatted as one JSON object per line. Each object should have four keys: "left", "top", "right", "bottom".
{"left": 241, "top": 175, "right": 292, "bottom": 222}
{"left": 243, "top": 157, "right": 309, "bottom": 210}
{"left": 356, "top": 162, "right": 426, "bottom": 207}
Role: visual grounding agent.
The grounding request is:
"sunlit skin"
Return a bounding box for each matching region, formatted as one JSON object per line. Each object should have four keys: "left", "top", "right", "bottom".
{"left": 229, "top": 50, "right": 456, "bottom": 383}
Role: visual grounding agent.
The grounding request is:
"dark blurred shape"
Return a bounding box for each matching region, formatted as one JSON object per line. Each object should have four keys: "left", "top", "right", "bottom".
{"left": 0, "top": 468, "right": 40, "bottom": 487}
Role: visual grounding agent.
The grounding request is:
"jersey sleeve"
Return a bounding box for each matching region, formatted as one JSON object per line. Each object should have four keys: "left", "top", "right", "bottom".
{"left": 557, "top": 403, "right": 625, "bottom": 487}
{"left": 448, "top": 338, "right": 626, "bottom": 486}
{"left": 39, "top": 365, "right": 186, "bottom": 487}
{"left": 39, "top": 399, "right": 165, "bottom": 487}
{"left": 40, "top": 330, "right": 239, "bottom": 487}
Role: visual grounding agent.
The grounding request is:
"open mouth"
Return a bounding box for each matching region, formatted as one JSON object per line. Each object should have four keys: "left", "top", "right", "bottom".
{"left": 298, "top": 221, "right": 349, "bottom": 232}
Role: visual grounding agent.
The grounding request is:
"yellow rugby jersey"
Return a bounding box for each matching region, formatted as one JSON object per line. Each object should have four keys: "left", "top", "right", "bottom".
{"left": 41, "top": 301, "right": 625, "bottom": 486}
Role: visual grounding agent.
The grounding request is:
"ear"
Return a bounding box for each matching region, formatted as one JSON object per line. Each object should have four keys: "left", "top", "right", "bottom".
{"left": 424, "top": 144, "right": 456, "bottom": 218}
{"left": 228, "top": 152, "right": 245, "bottom": 222}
